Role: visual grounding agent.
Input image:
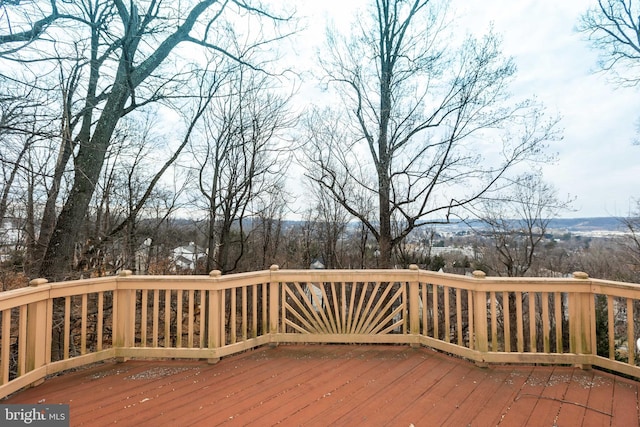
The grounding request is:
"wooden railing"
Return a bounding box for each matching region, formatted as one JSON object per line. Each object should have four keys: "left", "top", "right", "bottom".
{"left": 1, "top": 266, "right": 639, "bottom": 398}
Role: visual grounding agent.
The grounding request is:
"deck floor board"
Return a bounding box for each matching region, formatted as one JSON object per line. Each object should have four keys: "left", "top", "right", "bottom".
{"left": 3, "top": 344, "right": 638, "bottom": 427}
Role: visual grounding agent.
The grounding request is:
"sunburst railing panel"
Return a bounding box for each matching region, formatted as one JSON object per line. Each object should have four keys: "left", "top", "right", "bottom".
{"left": 282, "top": 280, "right": 407, "bottom": 336}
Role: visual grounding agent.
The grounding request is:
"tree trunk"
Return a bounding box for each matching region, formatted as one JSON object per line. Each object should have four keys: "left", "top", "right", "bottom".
{"left": 39, "top": 90, "right": 129, "bottom": 280}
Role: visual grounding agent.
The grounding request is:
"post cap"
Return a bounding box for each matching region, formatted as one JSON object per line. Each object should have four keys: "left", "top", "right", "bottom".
{"left": 118, "top": 270, "right": 133, "bottom": 277}
{"left": 29, "top": 278, "right": 48, "bottom": 286}
{"left": 472, "top": 270, "right": 486, "bottom": 279}
{"left": 209, "top": 270, "right": 222, "bottom": 277}
{"left": 573, "top": 271, "right": 589, "bottom": 280}
{"left": 409, "top": 264, "right": 419, "bottom": 271}
{"left": 270, "top": 264, "right": 279, "bottom": 271}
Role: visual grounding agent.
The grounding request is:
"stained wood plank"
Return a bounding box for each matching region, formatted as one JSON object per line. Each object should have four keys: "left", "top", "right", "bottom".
{"left": 471, "top": 366, "right": 534, "bottom": 426}
{"left": 223, "top": 347, "right": 381, "bottom": 424}
{"left": 403, "top": 363, "right": 490, "bottom": 426}
{"left": 611, "top": 376, "right": 640, "bottom": 427}
{"left": 180, "top": 353, "right": 353, "bottom": 425}
{"left": 334, "top": 351, "right": 454, "bottom": 426}
{"left": 302, "top": 348, "right": 428, "bottom": 425}
{"left": 554, "top": 370, "right": 593, "bottom": 426}
{"left": 583, "top": 372, "right": 615, "bottom": 427}
{"left": 3, "top": 345, "right": 638, "bottom": 427}
{"left": 499, "top": 367, "right": 555, "bottom": 425}
{"left": 442, "top": 367, "right": 514, "bottom": 426}
{"left": 528, "top": 367, "right": 574, "bottom": 426}
{"left": 275, "top": 347, "right": 401, "bottom": 423}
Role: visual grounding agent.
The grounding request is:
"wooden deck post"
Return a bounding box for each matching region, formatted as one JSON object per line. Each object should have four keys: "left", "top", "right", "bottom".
{"left": 26, "top": 279, "right": 49, "bottom": 387}
{"left": 208, "top": 270, "right": 222, "bottom": 364}
{"left": 569, "top": 271, "right": 593, "bottom": 370}
{"left": 472, "top": 271, "right": 489, "bottom": 367}
{"left": 269, "top": 265, "right": 280, "bottom": 346}
{"left": 409, "top": 265, "right": 420, "bottom": 348}
{"left": 115, "top": 270, "right": 134, "bottom": 362}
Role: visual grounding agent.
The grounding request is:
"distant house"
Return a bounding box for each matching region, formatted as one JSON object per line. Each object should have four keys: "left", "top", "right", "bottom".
{"left": 306, "top": 259, "right": 325, "bottom": 310}
{"left": 135, "top": 238, "right": 153, "bottom": 274}
{"left": 172, "top": 242, "right": 207, "bottom": 271}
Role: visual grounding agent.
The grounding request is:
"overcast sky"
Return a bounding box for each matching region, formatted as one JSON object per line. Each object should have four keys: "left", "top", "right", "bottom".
{"left": 292, "top": 0, "right": 640, "bottom": 218}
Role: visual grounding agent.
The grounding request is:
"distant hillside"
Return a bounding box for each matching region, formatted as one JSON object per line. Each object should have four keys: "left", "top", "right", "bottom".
{"left": 545, "top": 217, "right": 626, "bottom": 232}
{"left": 173, "top": 216, "right": 629, "bottom": 235}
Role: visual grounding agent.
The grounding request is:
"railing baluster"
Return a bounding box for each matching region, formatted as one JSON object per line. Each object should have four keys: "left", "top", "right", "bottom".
{"left": 98, "top": 292, "right": 104, "bottom": 351}
{"left": 347, "top": 282, "right": 359, "bottom": 334}
{"left": 607, "top": 295, "right": 614, "bottom": 359}
{"left": 221, "top": 289, "right": 227, "bottom": 345}
{"left": 252, "top": 285, "right": 258, "bottom": 339}
{"left": 503, "top": 291, "right": 510, "bottom": 352}
{"left": 262, "top": 282, "right": 268, "bottom": 335}
{"left": 164, "top": 290, "right": 171, "bottom": 348}
{"left": 542, "top": 292, "right": 550, "bottom": 353}
{"left": 141, "top": 290, "right": 148, "bottom": 347}
{"left": 444, "top": 286, "right": 450, "bottom": 343}
{"left": 81, "top": 294, "right": 88, "bottom": 354}
{"left": 330, "top": 282, "right": 341, "bottom": 334}
{"left": 456, "top": 289, "right": 462, "bottom": 347}
{"left": 490, "top": 291, "right": 497, "bottom": 351}
{"left": 402, "top": 282, "right": 408, "bottom": 335}
{"left": 516, "top": 292, "right": 523, "bottom": 353}
{"left": 1, "top": 309, "right": 10, "bottom": 384}
{"left": 628, "top": 298, "right": 635, "bottom": 366}
{"left": 433, "top": 284, "right": 439, "bottom": 340}
{"left": 230, "top": 287, "right": 236, "bottom": 344}
{"left": 199, "top": 290, "right": 206, "bottom": 348}
{"left": 152, "top": 289, "right": 159, "bottom": 348}
{"left": 64, "top": 296, "right": 70, "bottom": 359}
{"left": 18, "top": 306, "right": 27, "bottom": 375}
{"left": 242, "top": 286, "right": 248, "bottom": 341}
{"left": 341, "top": 283, "right": 347, "bottom": 334}
{"left": 590, "top": 293, "right": 597, "bottom": 360}
{"left": 176, "top": 290, "right": 183, "bottom": 348}
{"left": 529, "top": 292, "right": 536, "bottom": 353}
{"left": 467, "top": 290, "right": 474, "bottom": 350}
{"left": 554, "top": 292, "right": 562, "bottom": 354}
{"left": 421, "top": 283, "right": 428, "bottom": 336}
{"left": 188, "top": 289, "right": 194, "bottom": 348}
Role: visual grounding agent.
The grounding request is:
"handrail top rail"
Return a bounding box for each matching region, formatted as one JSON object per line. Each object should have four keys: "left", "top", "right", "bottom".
{"left": 1, "top": 268, "right": 639, "bottom": 303}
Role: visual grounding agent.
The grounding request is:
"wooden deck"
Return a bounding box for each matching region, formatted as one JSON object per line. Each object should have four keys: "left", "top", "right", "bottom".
{"left": 3, "top": 345, "right": 639, "bottom": 426}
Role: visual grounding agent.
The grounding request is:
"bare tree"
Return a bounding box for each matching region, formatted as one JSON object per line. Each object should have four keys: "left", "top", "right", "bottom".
{"left": 0, "top": 81, "right": 55, "bottom": 224}
{"left": 578, "top": 0, "right": 640, "bottom": 86}
{"left": 306, "top": 182, "right": 350, "bottom": 269}
{"left": 578, "top": 1, "right": 640, "bottom": 144}
{"left": 81, "top": 112, "right": 185, "bottom": 276}
{"left": 247, "top": 183, "right": 290, "bottom": 271}
{"left": 191, "top": 66, "right": 294, "bottom": 273}
{"left": 0, "top": 0, "right": 295, "bottom": 280}
{"left": 620, "top": 200, "right": 640, "bottom": 280}
{"left": 472, "top": 172, "right": 573, "bottom": 277}
{"left": 304, "top": 0, "right": 558, "bottom": 268}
